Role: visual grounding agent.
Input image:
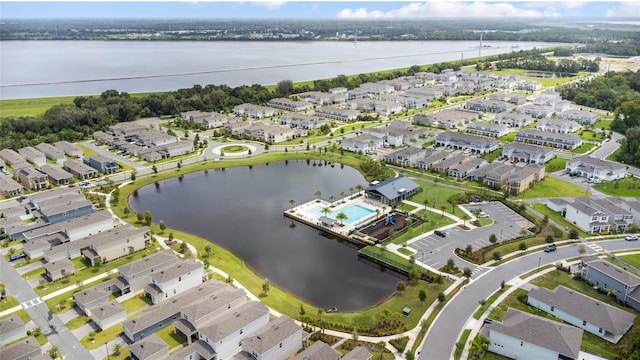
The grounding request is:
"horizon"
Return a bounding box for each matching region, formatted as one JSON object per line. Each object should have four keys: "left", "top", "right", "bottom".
{"left": 1, "top": 1, "right": 639, "bottom": 20}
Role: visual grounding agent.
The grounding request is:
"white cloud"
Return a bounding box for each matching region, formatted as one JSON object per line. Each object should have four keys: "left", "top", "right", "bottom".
{"left": 337, "top": 1, "right": 561, "bottom": 19}
{"left": 251, "top": 1, "right": 287, "bottom": 10}
{"left": 606, "top": 1, "right": 640, "bottom": 17}
{"left": 310, "top": 3, "right": 319, "bottom": 12}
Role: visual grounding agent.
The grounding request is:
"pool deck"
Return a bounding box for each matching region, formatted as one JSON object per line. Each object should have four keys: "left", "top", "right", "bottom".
{"left": 284, "top": 193, "right": 388, "bottom": 245}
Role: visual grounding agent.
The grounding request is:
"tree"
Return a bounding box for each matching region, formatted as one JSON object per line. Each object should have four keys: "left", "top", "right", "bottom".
{"left": 377, "top": 341, "right": 386, "bottom": 360}
{"left": 130, "top": 171, "right": 136, "bottom": 182}
{"left": 545, "top": 235, "right": 554, "bottom": 243}
{"left": 179, "top": 241, "right": 188, "bottom": 253}
{"left": 408, "top": 269, "right": 421, "bottom": 286}
{"left": 144, "top": 210, "right": 153, "bottom": 226}
{"left": 396, "top": 280, "right": 406, "bottom": 293}
{"left": 469, "top": 335, "right": 490, "bottom": 360}
{"left": 519, "top": 242, "right": 527, "bottom": 251}
{"left": 289, "top": 199, "right": 296, "bottom": 209}
{"left": 492, "top": 251, "right": 501, "bottom": 261}
{"left": 569, "top": 229, "right": 579, "bottom": 239}
{"left": 320, "top": 207, "right": 332, "bottom": 218}
{"left": 440, "top": 205, "right": 447, "bottom": 217}
{"left": 489, "top": 234, "right": 497, "bottom": 244}
{"left": 112, "top": 343, "right": 122, "bottom": 356}
{"left": 314, "top": 190, "right": 322, "bottom": 200}
{"left": 159, "top": 220, "right": 166, "bottom": 232}
{"left": 152, "top": 165, "right": 158, "bottom": 174}
{"left": 438, "top": 292, "right": 446, "bottom": 303}
{"left": 465, "top": 244, "right": 473, "bottom": 255}
{"left": 461, "top": 213, "right": 471, "bottom": 227}
{"left": 578, "top": 244, "right": 586, "bottom": 259}
{"left": 262, "top": 279, "right": 270, "bottom": 296}
{"left": 136, "top": 212, "right": 144, "bottom": 222}
{"left": 419, "top": 289, "right": 427, "bottom": 304}
{"left": 446, "top": 258, "right": 456, "bottom": 271}
{"left": 329, "top": 195, "right": 336, "bottom": 205}
{"left": 276, "top": 80, "right": 294, "bottom": 97}
{"left": 299, "top": 304, "right": 306, "bottom": 326}
{"left": 205, "top": 244, "right": 212, "bottom": 257}
{"left": 47, "top": 345, "right": 59, "bottom": 359}
{"left": 336, "top": 212, "right": 348, "bottom": 225}
{"left": 463, "top": 267, "right": 472, "bottom": 278}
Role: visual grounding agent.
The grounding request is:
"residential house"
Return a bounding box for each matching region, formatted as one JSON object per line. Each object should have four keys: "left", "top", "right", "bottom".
{"left": 537, "top": 118, "right": 581, "bottom": 134}
{"left": 39, "top": 164, "right": 73, "bottom": 185}
{"left": 448, "top": 158, "right": 487, "bottom": 180}
{"left": 280, "top": 114, "right": 327, "bottom": 129}
{"left": 565, "top": 156, "right": 626, "bottom": 181}
{"left": 515, "top": 129, "right": 582, "bottom": 150}
{"left": 123, "top": 281, "right": 229, "bottom": 342}
{"left": 18, "top": 146, "right": 46, "bottom": 166}
{"left": 413, "top": 109, "right": 479, "bottom": 129}
{"left": 109, "top": 122, "right": 146, "bottom": 136}
{"left": 196, "top": 301, "right": 270, "bottom": 360}
{"left": 415, "top": 150, "right": 449, "bottom": 171}
{"left": 342, "top": 346, "right": 373, "bottom": 360}
{"left": 268, "top": 98, "right": 309, "bottom": 112}
{"left": 575, "top": 197, "right": 634, "bottom": 232}
{"left": 477, "top": 162, "right": 516, "bottom": 188}
{"left": 53, "top": 141, "right": 83, "bottom": 158}
{"left": 364, "top": 177, "right": 420, "bottom": 205}
{"left": 0, "top": 175, "right": 23, "bottom": 198}
{"left": 340, "top": 135, "right": 384, "bottom": 154}
{"left": 359, "top": 82, "right": 395, "bottom": 95}
{"left": 516, "top": 104, "right": 554, "bottom": 119}
{"left": 83, "top": 155, "right": 119, "bottom": 174}
{"left": 293, "top": 341, "right": 340, "bottom": 360}
{"left": 23, "top": 233, "right": 66, "bottom": 259}
{"left": 43, "top": 258, "right": 75, "bottom": 281}
{"left": 494, "top": 112, "right": 534, "bottom": 128}
{"left": 39, "top": 197, "right": 94, "bottom": 224}
{"left": 63, "top": 159, "right": 98, "bottom": 180}
{"left": 484, "top": 308, "right": 582, "bottom": 360}
{"left": 517, "top": 80, "right": 543, "bottom": 92}
{"left": 431, "top": 154, "right": 469, "bottom": 174}
{"left": 81, "top": 225, "right": 151, "bottom": 266}
{"left": 435, "top": 131, "right": 499, "bottom": 154}
{"left": 35, "top": 143, "right": 66, "bottom": 162}
{"left": 129, "top": 333, "right": 169, "bottom": 360}
{"left": 0, "top": 149, "right": 27, "bottom": 168}
{"left": 24, "top": 210, "right": 114, "bottom": 243}
{"left": 616, "top": 197, "right": 640, "bottom": 227}
{"left": 564, "top": 201, "right": 611, "bottom": 234}
{"left": 504, "top": 168, "right": 536, "bottom": 195}
{"left": 534, "top": 90, "right": 562, "bottom": 106}
{"left": 234, "top": 104, "right": 276, "bottom": 119}
{"left": 74, "top": 287, "right": 111, "bottom": 316}
{"left": 346, "top": 88, "right": 370, "bottom": 100}
{"left": 0, "top": 337, "right": 41, "bottom": 360}
{"left": 465, "top": 121, "right": 509, "bottom": 138}
{"left": 89, "top": 300, "right": 127, "bottom": 331}
{"left": 241, "top": 316, "right": 303, "bottom": 360}
{"left": 315, "top": 107, "right": 360, "bottom": 122}
{"left": 558, "top": 109, "right": 600, "bottom": 125}
{"left": 581, "top": 259, "right": 640, "bottom": 311}
{"left": 116, "top": 249, "right": 179, "bottom": 295}
{"left": 0, "top": 315, "right": 26, "bottom": 346}
{"left": 382, "top": 147, "right": 427, "bottom": 167}
{"left": 144, "top": 259, "right": 204, "bottom": 304}
{"left": 528, "top": 285, "right": 636, "bottom": 343}
{"left": 489, "top": 93, "right": 527, "bottom": 105}
{"left": 502, "top": 143, "right": 554, "bottom": 165}
{"left": 405, "top": 86, "right": 442, "bottom": 101}
{"left": 168, "top": 340, "right": 215, "bottom": 360}
{"left": 465, "top": 99, "right": 515, "bottom": 113}
{"left": 181, "top": 111, "right": 236, "bottom": 129}
{"left": 16, "top": 167, "right": 49, "bottom": 191}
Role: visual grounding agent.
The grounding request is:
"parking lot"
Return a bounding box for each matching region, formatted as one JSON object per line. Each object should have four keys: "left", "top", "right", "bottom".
{"left": 409, "top": 201, "right": 532, "bottom": 276}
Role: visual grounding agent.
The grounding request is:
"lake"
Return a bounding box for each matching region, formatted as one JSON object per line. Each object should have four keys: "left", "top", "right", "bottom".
{"left": 0, "top": 40, "right": 553, "bottom": 99}
{"left": 128, "top": 160, "right": 401, "bottom": 311}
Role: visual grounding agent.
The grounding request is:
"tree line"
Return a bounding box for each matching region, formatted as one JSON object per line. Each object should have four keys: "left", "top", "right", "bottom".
{"left": 559, "top": 70, "right": 640, "bottom": 166}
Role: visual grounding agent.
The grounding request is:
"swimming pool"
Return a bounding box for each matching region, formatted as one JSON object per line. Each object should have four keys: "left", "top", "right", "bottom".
{"left": 308, "top": 204, "right": 375, "bottom": 224}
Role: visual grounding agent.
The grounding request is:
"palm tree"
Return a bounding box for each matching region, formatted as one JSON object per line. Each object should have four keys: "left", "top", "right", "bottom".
{"left": 113, "top": 343, "right": 123, "bottom": 356}
{"left": 461, "top": 213, "right": 471, "bottom": 227}
{"left": 321, "top": 207, "right": 332, "bottom": 218}
{"left": 340, "top": 191, "right": 346, "bottom": 203}
{"left": 440, "top": 205, "right": 447, "bottom": 217}
{"left": 289, "top": 199, "right": 296, "bottom": 209}
{"left": 314, "top": 190, "right": 322, "bottom": 200}
{"left": 356, "top": 184, "right": 364, "bottom": 194}
{"left": 349, "top": 187, "right": 354, "bottom": 198}
{"left": 329, "top": 195, "right": 336, "bottom": 206}
{"left": 469, "top": 335, "right": 490, "bottom": 359}
{"left": 336, "top": 212, "right": 348, "bottom": 225}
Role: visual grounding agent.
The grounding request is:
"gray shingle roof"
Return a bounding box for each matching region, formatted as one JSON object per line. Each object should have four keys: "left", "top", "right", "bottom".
{"left": 292, "top": 340, "right": 341, "bottom": 360}
{"left": 0, "top": 315, "right": 25, "bottom": 335}
{"left": 118, "top": 249, "right": 176, "bottom": 278}
{"left": 128, "top": 333, "right": 168, "bottom": 360}
{"left": 0, "top": 336, "right": 40, "bottom": 360}
{"left": 199, "top": 301, "right": 269, "bottom": 342}
{"left": 486, "top": 308, "right": 582, "bottom": 359}
{"left": 89, "top": 300, "right": 126, "bottom": 322}
{"left": 584, "top": 259, "right": 640, "bottom": 287}
{"left": 528, "top": 285, "right": 636, "bottom": 336}
{"left": 150, "top": 258, "right": 202, "bottom": 284}
{"left": 342, "top": 346, "right": 373, "bottom": 360}
{"left": 168, "top": 340, "right": 215, "bottom": 360}
{"left": 180, "top": 286, "right": 246, "bottom": 324}
{"left": 242, "top": 316, "right": 301, "bottom": 354}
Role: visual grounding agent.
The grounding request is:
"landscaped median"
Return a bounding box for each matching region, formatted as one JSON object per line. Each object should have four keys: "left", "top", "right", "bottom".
{"left": 112, "top": 151, "right": 452, "bottom": 337}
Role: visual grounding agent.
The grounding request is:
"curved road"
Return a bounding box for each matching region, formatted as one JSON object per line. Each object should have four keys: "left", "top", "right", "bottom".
{"left": 419, "top": 239, "right": 640, "bottom": 359}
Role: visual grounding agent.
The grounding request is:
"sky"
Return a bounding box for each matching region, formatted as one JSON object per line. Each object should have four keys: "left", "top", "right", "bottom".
{"left": 1, "top": 1, "right": 639, "bottom": 19}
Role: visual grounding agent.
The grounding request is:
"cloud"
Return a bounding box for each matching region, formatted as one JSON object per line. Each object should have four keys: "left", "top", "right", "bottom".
{"left": 251, "top": 1, "right": 286, "bottom": 10}
{"left": 337, "top": 1, "right": 561, "bottom": 19}
{"left": 606, "top": 1, "right": 640, "bottom": 17}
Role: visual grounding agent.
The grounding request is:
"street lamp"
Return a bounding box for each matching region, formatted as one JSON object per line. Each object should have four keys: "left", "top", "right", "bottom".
{"left": 421, "top": 251, "right": 424, "bottom": 265}
{"left": 537, "top": 257, "right": 541, "bottom": 273}
{"left": 500, "top": 229, "right": 503, "bottom": 243}
{"left": 105, "top": 341, "right": 110, "bottom": 360}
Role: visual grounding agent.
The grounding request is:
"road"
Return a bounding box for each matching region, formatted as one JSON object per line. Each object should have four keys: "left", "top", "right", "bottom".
{"left": 418, "top": 239, "right": 640, "bottom": 359}
{"left": 0, "top": 257, "right": 93, "bottom": 359}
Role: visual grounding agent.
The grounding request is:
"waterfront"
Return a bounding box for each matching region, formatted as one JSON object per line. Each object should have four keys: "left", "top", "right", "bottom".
{"left": 128, "top": 161, "right": 400, "bottom": 311}
{"left": 0, "top": 40, "right": 553, "bottom": 99}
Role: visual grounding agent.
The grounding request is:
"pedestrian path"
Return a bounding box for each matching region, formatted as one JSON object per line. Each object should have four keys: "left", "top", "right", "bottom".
{"left": 21, "top": 297, "right": 43, "bottom": 309}
{"left": 585, "top": 242, "right": 603, "bottom": 252}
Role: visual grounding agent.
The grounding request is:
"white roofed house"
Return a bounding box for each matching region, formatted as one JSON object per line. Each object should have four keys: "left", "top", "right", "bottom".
{"left": 144, "top": 259, "right": 204, "bottom": 304}
{"left": 315, "top": 106, "right": 360, "bottom": 122}
{"left": 502, "top": 143, "right": 555, "bottom": 165}
{"left": 558, "top": 109, "right": 600, "bottom": 125}
{"left": 527, "top": 285, "right": 636, "bottom": 343}
{"left": 35, "top": 142, "right": 66, "bottom": 161}
{"left": 494, "top": 112, "right": 534, "bottom": 128}
{"left": 565, "top": 155, "right": 626, "bottom": 181}
{"left": 340, "top": 135, "right": 384, "bottom": 154}
{"left": 537, "top": 118, "right": 581, "bottom": 134}
{"left": 465, "top": 121, "right": 509, "bottom": 138}
{"left": 517, "top": 80, "right": 543, "bottom": 92}
{"left": 241, "top": 316, "right": 303, "bottom": 360}
{"left": 53, "top": 141, "right": 84, "bottom": 158}
{"left": 413, "top": 109, "right": 479, "bottom": 129}
{"left": 483, "top": 308, "right": 582, "bottom": 360}
{"left": 17, "top": 146, "right": 46, "bottom": 166}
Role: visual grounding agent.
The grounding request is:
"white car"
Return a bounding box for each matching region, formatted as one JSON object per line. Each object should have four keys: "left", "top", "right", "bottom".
{"left": 625, "top": 235, "right": 638, "bottom": 241}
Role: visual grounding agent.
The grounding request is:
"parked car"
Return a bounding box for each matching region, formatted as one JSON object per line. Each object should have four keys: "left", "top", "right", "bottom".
{"left": 544, "top": 244, "right": 557, "bottom": 252}
{"left": 625, "top": 235, "right": 638, "bottom": 241}
{"left": 434, "top": 230, "right": 446, "bottom": 238}
{"left": 9, "top": 252, "right": 26, "bottom": 262}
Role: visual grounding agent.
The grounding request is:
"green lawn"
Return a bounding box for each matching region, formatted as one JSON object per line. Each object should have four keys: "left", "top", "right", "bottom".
{"left": 81, "top": 324, "right": 123, "bottom": 350}
{"left": 76, "top": 143, "right": 98, "bottom": 157}
{"left": 481, "top": 148, "right": 502, "bottom": 163}
{"left": 521, "top": 177, "right": 587, "bottom": 199}
{"left": 618, "top": 254, "right": 640, "bottom": 270}
{"left": 594, "top": 120, "right": 613, "bottom": 130}
{"left": 390, "top": 209, "right": 456, "bottom": 245}
{"left": 530, "top": 203, "right": 588, "bottom": 238}
{"left": 577, "top": 130, "right": 605, "bottom": 142}
{"left": 0, "top": 96, "right": 78, "bottom": 118}
{"left": 409, "top": 180, "right": 463, "bottom": 211}
{"left": 220, "top": 145, "right": 248, "bottom": 153}
{"left": 0, "top": 295, "right": 21, "bottom": 312}
{"left": 498, "top": 132, "right": 516, "bottom": 142}
{"left": 66, "top": 315, "right": 91, "bottom": 330}
{"left": 121, "top": 294, "right": 152, "bottom": 316}
{"left": 544, "top": 157, "right": 566, "bottom": 173}
{"left": 592, "top": 176, "right": 640, "bottom": 197}
{"left": 573, "top": 142, "right": 597, "bottom": 154}
{"left": 156, "top": 324, "right": 183, "bottom": 350}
